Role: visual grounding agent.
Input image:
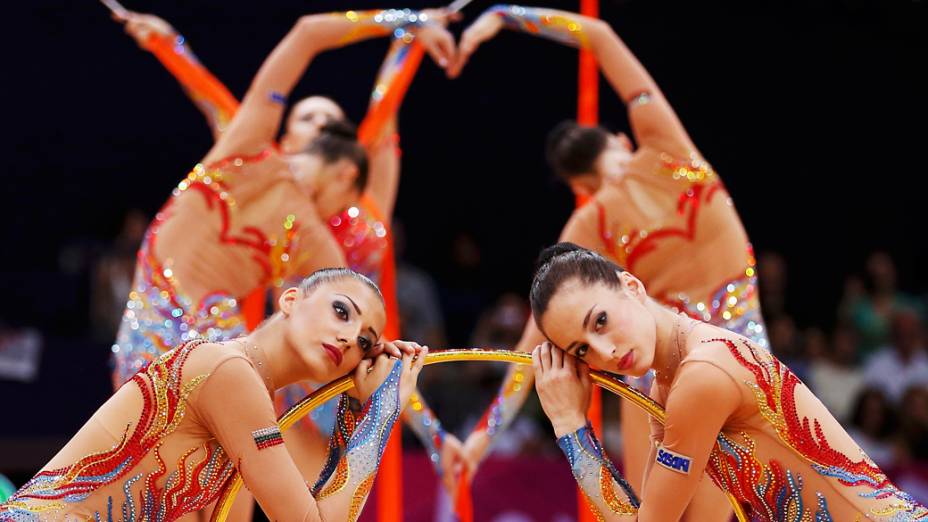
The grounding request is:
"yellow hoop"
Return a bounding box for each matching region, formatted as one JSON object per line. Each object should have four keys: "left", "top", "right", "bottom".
{"left": 210, "top": 349, "right": 748, "bottom": 521}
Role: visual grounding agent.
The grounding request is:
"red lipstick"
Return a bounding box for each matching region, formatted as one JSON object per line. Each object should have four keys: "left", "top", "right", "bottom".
{"left": 322, "top": 343, "right": 343, "bottom": 366}
{"left": 617, "top": 350, "right": 635, "bottom": 372}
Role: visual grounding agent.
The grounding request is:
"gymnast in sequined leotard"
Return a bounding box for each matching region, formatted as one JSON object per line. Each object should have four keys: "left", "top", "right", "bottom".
{"left": 527, "top": 244, "right": 928, "bottom": 521}
{"left": 111, "top": 7, "right": 460, "bottom": 496}
{"left": 0, "top": 268, "right": 429, "bottom": 522}
{"left": 451, "top": 6, "right": 767, "bottom": 520}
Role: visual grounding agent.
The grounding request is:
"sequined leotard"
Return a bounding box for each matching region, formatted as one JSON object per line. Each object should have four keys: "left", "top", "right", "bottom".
{"left": 111, "top": 150, "right": 343, "bottom": 387}
{"left": 472, "top": 6, "right": 769, "bottom": 455}
{"left": 1, "top": 340, "right": 403, "bottom": 521}
{"left": 131, "top": 21, "right": 447, "bottom": 471}
{"left": 554, "top": 325, "right": 928, "bottom": 521}
{"left": 0, "top": 340, "right": 400, "bottom": 521}
{"left": 592, "top": 147, "right": 767, "bottom": 347}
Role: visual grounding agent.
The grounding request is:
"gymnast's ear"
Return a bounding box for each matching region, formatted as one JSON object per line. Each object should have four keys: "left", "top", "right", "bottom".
{"left": 618, "top": 271, "right": 647, "bottom": 302}
{"left": 616, "top": 132, "right": 634, "bottom": 152}
{"left": 278, "top": 287, "right": 301, "bottom": 316}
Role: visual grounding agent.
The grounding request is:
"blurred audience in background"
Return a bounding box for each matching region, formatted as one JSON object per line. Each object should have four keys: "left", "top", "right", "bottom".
{"left": 90, "top": 209, "right": 148, "bottom": 342}
{"left": 5, "top": 228, "right": 928, "bottom": 505}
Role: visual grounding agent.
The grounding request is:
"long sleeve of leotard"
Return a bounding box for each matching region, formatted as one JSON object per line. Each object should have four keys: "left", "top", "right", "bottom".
{"left": 557, "top": 422, "right": 640, "bottom": 519}
{"left": 473, "top": 362, "right": 534, "bottom": 450}
{"left": 310, "top": 360, "right": 404, "bottom": 521}
{"left": 487, "top": 4, "right": 591, "bottom": 48}
{"left": 401, "top": 390, "right": 447, "bottom": 474}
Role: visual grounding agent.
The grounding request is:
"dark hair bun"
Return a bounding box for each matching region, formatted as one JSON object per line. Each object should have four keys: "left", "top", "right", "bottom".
{"left": 535, "top": 242, "right": 586, "bottom": 270}
{"left": 319, "top": 119, "right": 358, "bottom": 141}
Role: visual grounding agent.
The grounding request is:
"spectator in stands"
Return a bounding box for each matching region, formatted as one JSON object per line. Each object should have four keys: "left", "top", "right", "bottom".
{"left": 847, "top": 387, "right": 897, "bottom": 468}
{"left": 809, "top": 325, "right": 864, "bottom": 423}
{"left": 769, "top": 314, "right": 808, "bottom": 381}
{"left": 90, "top": 209, "right": 147, "bottom": 341}
{"left": 841, "top": 251, "right": 923, "bottom": 357}
{"left": 758, "top": 251, "right": 788, "bottom": 321}
{"left": 863, "top": 307, "right": 928, "bottom": 403}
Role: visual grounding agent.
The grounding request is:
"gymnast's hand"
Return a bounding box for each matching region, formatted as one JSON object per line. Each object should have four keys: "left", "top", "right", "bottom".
{"left": 439, "top": 434, "right": 469, "bottom": 497}
{"left": 118, "top": 12, "right": 176, "bottom": 49}
{"left": 460, "top": 429, "right": 490, "bottom": 483}
{"left": 352, "top": 343, "right": 426, "bottom": 406}
{"left": 371, "top": 339, "right": 421, "bottom": 360}
{"left": 447, "top": 9, "right": 505, "bottom": 78}
{"left": 533, "top": 342, "right": 591, "bottom": 437}
{"left": 416, "top": 21, "right": 458, "bottom": 72}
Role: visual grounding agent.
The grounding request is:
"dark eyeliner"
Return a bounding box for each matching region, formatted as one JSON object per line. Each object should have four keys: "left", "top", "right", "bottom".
{"left": 333, "top": 301, "right": 350, "bottom": 321}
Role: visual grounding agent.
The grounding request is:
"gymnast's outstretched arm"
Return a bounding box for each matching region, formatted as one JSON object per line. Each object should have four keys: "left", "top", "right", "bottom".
{"left": 205, "top": 9, "right": 454, "bottom": 164}
{"left": 451, "top": 5, "right": 696, "bottom": 153}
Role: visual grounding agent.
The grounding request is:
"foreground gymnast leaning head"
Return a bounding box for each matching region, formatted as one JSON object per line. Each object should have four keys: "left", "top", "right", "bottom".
{"left": 529, "top": 242, "right": 676, "bottom": 378}
{"left": 272, "top": 267, "right": 388, "bottom": 383}
{"left": 0, "top": 264, "right": 426, "bottom": 521}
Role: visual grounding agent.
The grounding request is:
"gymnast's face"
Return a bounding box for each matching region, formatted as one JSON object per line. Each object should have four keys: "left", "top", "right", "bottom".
{"left": 539, "top": 274, "right": 657, "bottom": 377}
{"left": 287, "top": 153, "right": 360, "bottom": 218}
{"left": 281, "top": 96, "right": 345, "bottom": 153}
{"left": 595, "top": 133, "right": 634, "bottom": 183}
{"left": 278, "top": 278, "right": 386, "bottom": 382}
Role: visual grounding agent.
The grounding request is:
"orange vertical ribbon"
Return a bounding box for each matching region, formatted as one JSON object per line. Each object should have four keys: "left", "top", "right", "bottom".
{"left": 359, "top": 42, "right": 426, "bottom": 148}
{"left": 357, "top": 42, "right": 424, "bottom": 522}
{"left": 145, "top": 33, "right": 239, "bottom": 123}
{"left": 241, "top": 289, "right": 265, "bottom": 331}
{"left": 577, "top": 0, "right": 601, "bottom": 520}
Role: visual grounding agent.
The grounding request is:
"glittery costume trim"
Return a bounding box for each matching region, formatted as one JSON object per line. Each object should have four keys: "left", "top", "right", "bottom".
{"left": 2, "top": 341, "right": 237, "bottom": 521}
{"left": 597, "top": 153, "right": 721, "bottom": 273}
{"left": 704, "top": 338, "right": 928, "bottom": 521}
{"left": 251, "top": 427, "right": 284, "bottom": 451}
{"left": 311, "top": 361, "right": 403, "bottom": 521}
{"left": 403, "top": 392, "right": 447, "bottom": 474}
{"left": 112, "top": 153, "right": 304, "bottom": 387}
{"left": 275, "top": 381, "right": 341, "bottom": 436}
{"left": 474, "top": 364, "right": 530, "bottom": 452}
{"left": 489, "top": 5, "right": 590, "bottom": 48}
{"left": 557, "top": 423, "right": 639, "bottom": 520}
{"left": 662, "top": 259, "right": 768, "bottom": 349}
{"left": 336, "top": 9, "right": 430, "bottom": 45}
{"left": 627, "top": 90, "right": 652, "bottom": 107}
{"left": 327, "top": 205, "right": 388, "bottom": 282}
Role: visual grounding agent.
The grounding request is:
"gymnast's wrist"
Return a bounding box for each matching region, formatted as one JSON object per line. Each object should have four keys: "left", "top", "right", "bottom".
{"left": 552, "top": 415, "right": 589, "bottom": 439}
{"left": 488, "top": 5, "right": 521, "bottom": 27}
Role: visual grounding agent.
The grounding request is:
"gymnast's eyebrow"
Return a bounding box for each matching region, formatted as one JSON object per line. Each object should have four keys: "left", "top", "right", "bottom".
{"left": 336, "top": 294, "right": 362, "bottom": 315}
{"left": 582, "top": 305, "right": 596, "bottom": 329}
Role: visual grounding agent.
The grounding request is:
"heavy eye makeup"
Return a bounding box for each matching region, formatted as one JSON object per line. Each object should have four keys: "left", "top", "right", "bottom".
{"left": 358, "top": 335, "right": 373, "bottom": 353}
{"left": 333, "top": 300, "right": 350, "bottom": 321}
{"left": 594, "top": 311, "right": 607, "bottom": 332}
{"left": 575, "top": 344, "right": 589, "bottom": 358}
